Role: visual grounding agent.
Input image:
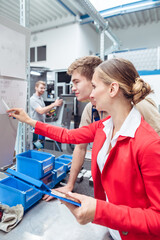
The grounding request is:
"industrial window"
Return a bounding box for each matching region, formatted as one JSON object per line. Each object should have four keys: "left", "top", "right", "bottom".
{"left": 30, "top": 47, "right": 35, "bottom": 62}
{"left": 30, "top": 45, "right": 46, "bottom": 62}
{"left": 37, "top": 45, "right": 46, "bottom": 61}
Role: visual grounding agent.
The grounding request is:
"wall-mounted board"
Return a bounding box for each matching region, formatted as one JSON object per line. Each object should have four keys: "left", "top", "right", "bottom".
{"left": 0, "top": 16, "right": 30, "bottom": 168}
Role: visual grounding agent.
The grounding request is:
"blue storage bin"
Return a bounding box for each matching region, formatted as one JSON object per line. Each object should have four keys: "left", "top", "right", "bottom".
{"left": 56, "top": 154, "right": 72, "bottom": 172}
{"left": 0, "top": 176, "right": 42, "bottom": 211}
{"left": 56, "top": 154, "right": 72, "bottom": 161}
{"left": 53, "top": 161, "right": 67, "bottom": 185}
{"left": 55, "top": 159, "right": 71, "bottom": 172}
{"left": 16, "top": 150, "right": 55, "bottom": 179}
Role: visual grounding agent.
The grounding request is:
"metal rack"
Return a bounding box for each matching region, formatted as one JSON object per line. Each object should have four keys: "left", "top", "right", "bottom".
{"left": 17, "top": 0, "right": 31, "bottom": 153}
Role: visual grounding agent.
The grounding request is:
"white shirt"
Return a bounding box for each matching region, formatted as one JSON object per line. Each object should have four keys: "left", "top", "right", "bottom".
{"left": 97, "top": 107, "right": 141, "bottom": 240}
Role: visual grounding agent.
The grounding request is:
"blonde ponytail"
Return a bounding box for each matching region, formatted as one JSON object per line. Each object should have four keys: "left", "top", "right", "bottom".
{"left": 132, "top": 77, "right": 153, "bottom": 104}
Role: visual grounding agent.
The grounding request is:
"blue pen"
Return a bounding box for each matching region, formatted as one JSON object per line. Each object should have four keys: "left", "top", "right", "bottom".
{"left": 1, "top": 98, "right": 16, "bottom": 119}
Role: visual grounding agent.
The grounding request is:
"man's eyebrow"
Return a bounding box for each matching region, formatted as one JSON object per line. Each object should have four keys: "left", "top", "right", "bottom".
{"left": 71, "top": 78, "right": 79, "bottom": 82}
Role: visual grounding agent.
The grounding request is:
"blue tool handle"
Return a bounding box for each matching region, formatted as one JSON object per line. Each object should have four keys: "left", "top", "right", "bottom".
{"left": 6, "top": 168, "right": 81, "bottom": 207}
{"left": 42, "top": 190, "right": 81, "bottom": 207}
{"left": 7, "top": 168, "right": 43, "bottom": 188}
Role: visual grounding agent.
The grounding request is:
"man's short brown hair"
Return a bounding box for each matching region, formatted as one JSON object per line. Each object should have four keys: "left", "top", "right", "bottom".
{"left": 35, "top": 80, "right": 46, "bottom": 88}
{"left": 67, "top": 56, "right": 102, "bottom": 81}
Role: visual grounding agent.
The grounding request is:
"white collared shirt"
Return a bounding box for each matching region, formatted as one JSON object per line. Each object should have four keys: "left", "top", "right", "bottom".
{"left": 97, "top": 106, "right": 141, "bottom": 240}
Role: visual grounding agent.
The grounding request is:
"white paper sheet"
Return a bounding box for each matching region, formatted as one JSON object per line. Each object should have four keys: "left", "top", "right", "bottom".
{"left": 0, "top": 78, "right": 27, "bottom": 168}
{"left": 0, "top": 78, "right": 27, "bottom": 114}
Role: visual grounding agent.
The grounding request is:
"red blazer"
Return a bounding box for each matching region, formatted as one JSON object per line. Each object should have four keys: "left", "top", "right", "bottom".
{"left": 35, "top": 117, "right": 160, "bottom": 240}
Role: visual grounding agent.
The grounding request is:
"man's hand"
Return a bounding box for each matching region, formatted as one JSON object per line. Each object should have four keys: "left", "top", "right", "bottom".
{"left": 53, "top": 98, "right": 63, "bottom": 107}
{"left": 7, "top": 108, "right": 36, "bottom": 127}
{"left": 42, "top": 184, "right": 73, "bottom": 202}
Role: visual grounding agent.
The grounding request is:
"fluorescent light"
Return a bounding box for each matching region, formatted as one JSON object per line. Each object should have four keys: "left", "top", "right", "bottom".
{"left": 30, "top": 70, "right": 41, "bottom": 76}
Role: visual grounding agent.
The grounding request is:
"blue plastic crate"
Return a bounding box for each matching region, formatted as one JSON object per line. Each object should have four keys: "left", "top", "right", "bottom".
{"left": 56, "top": 154, "right": 72, "bottom": 172}
{"left": 16, "top": 150, "right": 55, "bottom": 179}
{"left": 0, "top": 176, "right": 42, "bottom": 211}
{"left": 53, "top": 161, "right": 67, "bottom": 185}
{"left": 56, "top": 154, "right": 72, "bottom": 161}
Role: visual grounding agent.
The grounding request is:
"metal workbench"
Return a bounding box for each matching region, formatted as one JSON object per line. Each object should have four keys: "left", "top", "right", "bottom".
{"left": 0, "top": 199, "right": 110, "bottom": 240}
{"left": 0, "top": 150, "right": 111, "bottom": 239}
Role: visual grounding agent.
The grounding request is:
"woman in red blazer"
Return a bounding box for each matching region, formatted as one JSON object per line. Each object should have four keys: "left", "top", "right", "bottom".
{"left": 9, "top": 58, "right": 160, "bottom": 240}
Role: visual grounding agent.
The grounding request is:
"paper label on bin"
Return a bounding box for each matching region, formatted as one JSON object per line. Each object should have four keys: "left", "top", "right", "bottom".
{"left": 56, "top": 166, "right": 64, "bottom": 178}
{"left": 43, "top": 165, "right": 53, "bottom": 174}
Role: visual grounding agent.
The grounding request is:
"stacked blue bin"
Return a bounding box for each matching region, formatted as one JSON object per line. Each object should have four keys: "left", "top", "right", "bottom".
{"left": 16, "top": 150, "right": 59, "bottom": 189}
{"left": 0, "top": 174, "right": 43, "bottom": 211}
{"left": 55, "top": 154, "right": 72, "bottom": 172}
{"left": 0, "top": 150, "right": 69, "bottom": 211}
{"left": 0, "top": 150, "right": 55, "bottom": 211}
{"left": 16, "top": 150, "right": 55, "bottom": 180}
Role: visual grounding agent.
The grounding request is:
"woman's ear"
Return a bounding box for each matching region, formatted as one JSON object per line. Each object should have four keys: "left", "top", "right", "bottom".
{"left": 109, "top": 82, "right": 119, "bottom": 97}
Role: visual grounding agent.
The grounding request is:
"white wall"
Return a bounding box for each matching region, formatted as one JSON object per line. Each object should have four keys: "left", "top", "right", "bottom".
{"left": 140, "top": 74, "right": 160, "bottom": 108}
{"left": 76, "top": 24, "right": 99, "bottom": 56}
{"left": 30, "top": 20, "right": 160, "bottom": 70}
{"left": 30, "top": 23, "right": 99, "bottom": 70}
{"left": 110, "top": 21, "right": 160, "bottom": 50}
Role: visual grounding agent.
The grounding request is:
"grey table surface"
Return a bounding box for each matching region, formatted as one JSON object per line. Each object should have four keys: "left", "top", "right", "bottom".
{"left": 0, "top": 150, "right": 111, "bottom": 240}
{"left": 0, "top": 199, "right": 110, "bottom": 240}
